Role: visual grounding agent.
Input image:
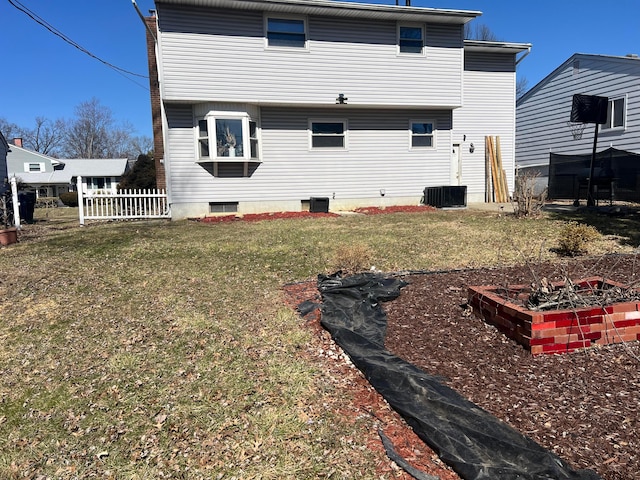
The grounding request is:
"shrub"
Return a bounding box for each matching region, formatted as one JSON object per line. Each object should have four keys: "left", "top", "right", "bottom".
{"left": 59, "top": 192, "right": 79, "bottom": 207}
{"left": 330, "top": 243, "right": 374, "bottom": 275}
{"left": 513, "top": 172, "right": 547, "bottom": 218}
{"left": 558, "top": 222, "right": 599, "bottom": 256}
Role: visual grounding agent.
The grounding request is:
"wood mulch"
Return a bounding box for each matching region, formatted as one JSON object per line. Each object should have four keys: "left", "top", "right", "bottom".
{"left": 286, "top": 254, "right": 640, "bottom": 480}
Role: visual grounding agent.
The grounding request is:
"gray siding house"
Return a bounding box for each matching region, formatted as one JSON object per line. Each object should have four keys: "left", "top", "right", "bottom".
{"left": 6, "top": 139, "right": 128, "bottom": 197}
{"left": 148, "top": 0, "right": 530, "bottom": 219}
{"left": 516, "top": 53, "right": 640, "bottom": 188}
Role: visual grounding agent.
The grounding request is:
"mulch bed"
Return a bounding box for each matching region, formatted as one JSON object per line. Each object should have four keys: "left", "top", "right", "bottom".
{"left": 286, "top": 254, "right": 640, "bottom": 480}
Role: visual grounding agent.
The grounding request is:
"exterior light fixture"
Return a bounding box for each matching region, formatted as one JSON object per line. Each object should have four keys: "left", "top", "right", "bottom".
{"left": 336, "top": 93, "right": 348, "bottom": 104}
{"left": 469, "top": 143, "right": 475, "bottom": 153}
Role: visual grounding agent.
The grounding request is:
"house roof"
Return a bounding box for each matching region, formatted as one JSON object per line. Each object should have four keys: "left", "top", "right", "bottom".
{"left": 155, "top": 0, "right": 481, "bottom": 24}
{"left": 464, "top": 40, "right": 531, "bottom": 56}
{"left": 517, "top": 53, "right": 640, "bottom": 105}
{"left": 14, "top": 158, "right": 129, "bottom": 186}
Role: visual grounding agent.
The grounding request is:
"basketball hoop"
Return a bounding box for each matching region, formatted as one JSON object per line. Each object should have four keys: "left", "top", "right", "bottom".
{"left": 567, "top": 121, "right": 587, "bottom": 140}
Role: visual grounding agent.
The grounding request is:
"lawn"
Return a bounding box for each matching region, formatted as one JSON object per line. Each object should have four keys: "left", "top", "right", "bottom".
{"left": 0, "top": 205, "right": 635, "bottom": 479}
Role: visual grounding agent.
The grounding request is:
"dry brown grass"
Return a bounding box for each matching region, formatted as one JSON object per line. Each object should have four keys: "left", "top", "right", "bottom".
{"left": 0, "top": 205, "right": 635, "bottom": 478}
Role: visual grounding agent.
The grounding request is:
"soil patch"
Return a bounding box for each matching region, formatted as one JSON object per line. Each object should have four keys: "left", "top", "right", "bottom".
{"left": 287, "top": 255, "right": 640, "bottom": 480}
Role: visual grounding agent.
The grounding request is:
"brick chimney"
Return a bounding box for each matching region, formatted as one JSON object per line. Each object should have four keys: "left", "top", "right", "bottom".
{"left": 12, "top": 138, "right": 23, "bottom": 148}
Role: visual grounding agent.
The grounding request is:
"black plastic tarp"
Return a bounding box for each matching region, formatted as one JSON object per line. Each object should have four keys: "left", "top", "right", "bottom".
{"left": 318, "top": 272, "right": 602, "bottom": 480}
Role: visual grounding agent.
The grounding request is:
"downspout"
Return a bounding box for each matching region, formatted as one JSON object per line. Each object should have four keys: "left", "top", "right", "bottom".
{"left": 516, "top": 46, "right": 531, "bottom": 66}
{"left": 132, "top": 0, "right": 156, "bottom": 42}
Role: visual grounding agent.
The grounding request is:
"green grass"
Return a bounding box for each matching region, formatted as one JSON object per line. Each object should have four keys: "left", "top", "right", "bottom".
{"left": 0, "top": 205, "right": 635, "bottom": 479}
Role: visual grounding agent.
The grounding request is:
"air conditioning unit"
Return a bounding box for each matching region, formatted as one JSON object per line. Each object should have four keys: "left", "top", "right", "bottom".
{"left": 310, "top": 197, "right": 330, "bottom": 213}
{"left": 423, "top": 186, "right": 467, "bottom": 208}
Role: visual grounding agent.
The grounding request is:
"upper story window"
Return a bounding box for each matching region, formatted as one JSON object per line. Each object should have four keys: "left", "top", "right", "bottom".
{"left": 602, "top": 97, "right": 625, "bottom": 130}
{"left": 310, "top": 121, "right": 346, "bottom": 149}
{"left": 398, "top": 25, "right": 424, "bottom": 54}
{"left": 197, "top": 112, "right": 260, "bottom": 161}
{"left": 410, "top": 121, "right": 434, "bottom": 148}
{"left": 266, "top": 17, "right": 306, "bottom": 48}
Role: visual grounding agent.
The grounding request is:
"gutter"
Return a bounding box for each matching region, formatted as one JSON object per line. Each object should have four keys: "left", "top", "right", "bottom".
{"left": 516, "top": 46, "right": 531, "bottom": 66}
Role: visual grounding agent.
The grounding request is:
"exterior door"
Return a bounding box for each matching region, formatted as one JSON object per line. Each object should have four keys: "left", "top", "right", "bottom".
{"left": 451, "top": 144, "right": 462, "bottom": 185}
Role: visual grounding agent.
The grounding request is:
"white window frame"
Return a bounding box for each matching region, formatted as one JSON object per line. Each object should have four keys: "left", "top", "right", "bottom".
{"left": 409, "top": 120, "right": 435, "bottom": 149}
{"left": 398, "top": 24, "right": 425, "bottom": 55}
{"left": 26, "top": 162, "right": 44, "bottom": 172}
{"left": 265, "top": 15, "right": 308, "bottom": 50}
{"left": 602, "top": 96, "right": 626, "bottom": 131}
{"left": 309, "top": 119, "right": 347, "bottom": 150}
{"left": 195, "top": 111, "right": 261, "bottom": 162}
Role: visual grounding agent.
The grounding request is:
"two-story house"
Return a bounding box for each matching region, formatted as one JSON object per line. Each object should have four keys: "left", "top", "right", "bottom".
{"left": 145, "top": 0, "right": 530, "bottom": 219}
{"left": 516, "top": 53, "right": 640, "bottom": 202}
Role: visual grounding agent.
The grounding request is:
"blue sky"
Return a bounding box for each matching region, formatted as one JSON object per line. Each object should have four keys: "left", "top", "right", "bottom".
{"left": 1, "top": 0, "right": 638, "bottom": 139}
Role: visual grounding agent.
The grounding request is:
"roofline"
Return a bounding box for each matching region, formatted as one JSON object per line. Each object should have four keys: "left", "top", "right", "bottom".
{"left": 464, "top": 40, "right": 531, "bottom": 55}
{"left": 154, "top": 0, "right": 482, "bottom": 24}
{"left": 517, "top": 52, "right": 640, "bottom": 105}
{"left": 7, "top": 143, "right": 63, "bottom": 164}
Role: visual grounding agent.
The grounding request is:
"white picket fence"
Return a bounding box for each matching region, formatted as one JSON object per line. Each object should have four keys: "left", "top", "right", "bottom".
{"left": 77, "top": 176, "right": 170, "bottom": 225}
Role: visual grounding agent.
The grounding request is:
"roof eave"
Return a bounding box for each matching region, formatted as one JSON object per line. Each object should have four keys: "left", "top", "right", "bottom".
{"left": 155, "top": 0, "right": 481, "bottom": 24}
{"left": 464, "top": 40, "right": 532, "bottom": 55}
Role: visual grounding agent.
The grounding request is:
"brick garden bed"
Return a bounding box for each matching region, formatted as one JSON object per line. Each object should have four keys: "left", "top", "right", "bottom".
{"left": 468, "top": 277, "right": 640, "bottom": 355}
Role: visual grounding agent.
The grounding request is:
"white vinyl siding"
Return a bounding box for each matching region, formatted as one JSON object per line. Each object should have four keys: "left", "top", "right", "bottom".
{"left": 516, "top": 54, "right": 640, "bottom": 173}
{"left": 454, "top": 51, "right": 518, "bottom": 198}
{"left": 164, "top": 105, "right": 452, "bottom": 206}
{"left": 156, "top": 6, "right": 463, "bottom": 108}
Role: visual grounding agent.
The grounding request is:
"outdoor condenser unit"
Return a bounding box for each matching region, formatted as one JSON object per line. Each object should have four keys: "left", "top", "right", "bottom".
{"left": 424, "top": 186, "right": 467, "bottom": 208}
{"left": 310, "top": 197, "right": 330, "bottom": 213}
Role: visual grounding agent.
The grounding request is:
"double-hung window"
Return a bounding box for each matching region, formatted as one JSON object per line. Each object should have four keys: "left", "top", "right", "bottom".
{"left": 197, "top": 112, "right": 260, "bottom": 161}
{"left": 398, "top": 25, "right": 424, "bottom": 54}
{"left": 410, "top": 121, "right": 434, "bottom": 148}
{"left": 266, "top": 17, "right": 306, "bottom": 48}
{"left": 602, "top": 97, "right": 626, "bottom": 130}
{"left": 310, "top": 121, "right": 346, "bottom": 149}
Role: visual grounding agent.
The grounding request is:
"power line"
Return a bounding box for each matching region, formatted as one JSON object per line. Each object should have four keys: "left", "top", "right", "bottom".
{"left": 7, "top": 0, "right": 150, "bottom": 89}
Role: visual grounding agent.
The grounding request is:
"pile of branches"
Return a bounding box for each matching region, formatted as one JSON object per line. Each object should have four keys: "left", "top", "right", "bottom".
{"left": 527, "top": 277, "right": 640, "bottom": 311}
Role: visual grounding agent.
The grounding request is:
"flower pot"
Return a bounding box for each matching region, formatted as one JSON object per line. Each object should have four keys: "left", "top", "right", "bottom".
{"left": 0, "top": 227, "right": 18, "bottom": 246}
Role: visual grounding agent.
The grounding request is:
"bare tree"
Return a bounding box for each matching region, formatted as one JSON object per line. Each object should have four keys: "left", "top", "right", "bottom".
{"left": 0, "top": 118, "right": 26, "bottom": 144}
{"left": 516, "top": 76, "right": 529, "bottom": 99}
{"left": 64, "top": 98, "right": 115, "bottom": 158}
{"left": 22, "top": 117, "right": 66, "bottom": 157}
{"left": 464, "top": 22, "right": 499, "bottom": 41}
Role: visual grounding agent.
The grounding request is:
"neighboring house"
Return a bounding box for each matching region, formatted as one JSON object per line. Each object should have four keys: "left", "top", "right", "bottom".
{"left": 6, "top": 139, "right": 129, "bottom": 197}
{"left": 516, "top": 53, "right": 640, "bottom": 197}
{"left": 0, "top": 132, "right": 9, "bottom": 195}
{"left": 145, "top": 0, "right": 530, "bottom": 219}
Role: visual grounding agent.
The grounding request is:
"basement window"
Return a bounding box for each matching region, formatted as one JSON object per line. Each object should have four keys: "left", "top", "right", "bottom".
{"left": 209, "top": 202, "right": 238, "bottom": 213}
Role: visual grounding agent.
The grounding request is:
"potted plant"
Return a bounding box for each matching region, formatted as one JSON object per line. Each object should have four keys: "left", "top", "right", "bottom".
{"left": 0, "top": 188, "right": 17, "bottom": 246}
{"left": 224, "top": 126, "right": 237, "bottom": 157}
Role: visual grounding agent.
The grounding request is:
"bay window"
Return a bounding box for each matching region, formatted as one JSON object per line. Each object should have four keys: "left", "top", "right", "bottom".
{"left": 196, "top": 112, "right": 260, "bottom": 162}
